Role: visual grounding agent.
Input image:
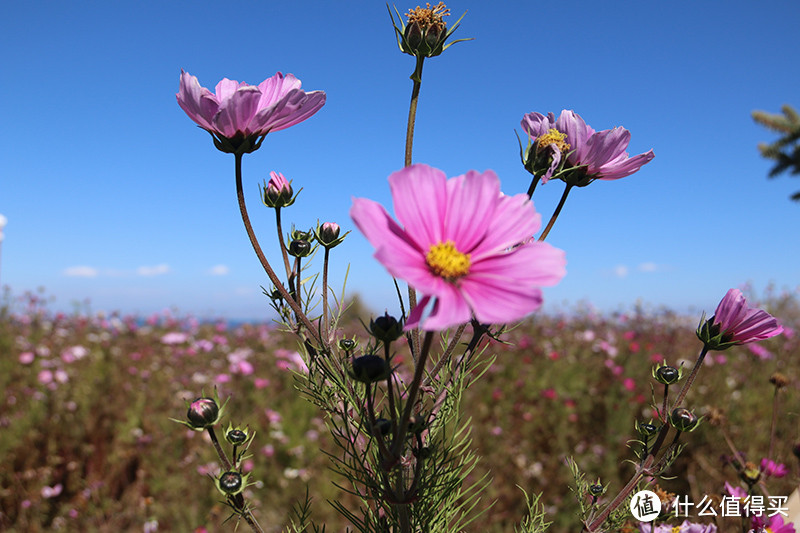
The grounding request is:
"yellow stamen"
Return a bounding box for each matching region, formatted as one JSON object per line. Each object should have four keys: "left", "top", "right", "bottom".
{"left": 406, "top": 2, "right": 450, "bottom": 31}
{"left": 536, "top": 128, "right": 570, "bottom": 153}
{"left": 426, "top": 240, "right": 470, "bottom": 281}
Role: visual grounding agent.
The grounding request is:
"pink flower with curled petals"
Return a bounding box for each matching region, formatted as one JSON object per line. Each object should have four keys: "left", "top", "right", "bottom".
{"left": 177, "top": 71, "right": 325, "bottom": 155}
{"left": 569, "top": 124, "right": 654, "bottom": 182}
{"left": 350, "top": 164, "right": 566, "bottom": 331}
{"left": 698, "top": 289, "right": 783, "bottom": 350}
{"left": 521, "top": 109, "right": 653, "bottom": 185}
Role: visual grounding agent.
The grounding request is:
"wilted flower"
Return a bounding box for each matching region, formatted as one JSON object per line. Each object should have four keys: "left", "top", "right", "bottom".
{"left": 176, "top": 71, "right": 325, "bottom": 155}
{"left": 350, "top": 164, "right": 566, "bottom": 330}
{"left": 696, "top": 289, "right": 783, "bottom": 350}
{"left": 389, "top": 2, "right": 470, "bottom": 62}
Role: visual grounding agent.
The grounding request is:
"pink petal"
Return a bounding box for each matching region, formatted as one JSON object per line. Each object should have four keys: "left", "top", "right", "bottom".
{"left": 176, "top": 71, "right": 217, "bottom": 131}
{"left": 213, "top": 85, "right": 262, "bottom": 138}
{"left": 442, "top": 170, "right": 500, "bottom": 252}
{"left": 389, "top": 164, "right": 447, "bottom": 250}
{"left": 419, "top": 285, "right": 472, "bottom": 330}
{"left": 214, "top": 78, "right": 245, "bottom": 102}
{"left": 469, "top": 194, "right": 541, "bottom": 261}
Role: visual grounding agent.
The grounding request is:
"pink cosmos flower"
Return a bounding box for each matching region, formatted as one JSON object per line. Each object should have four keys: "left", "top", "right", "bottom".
{"left": 521, "top": 109, "right": 654, "bottom": 183}
{"left": 176, "top": 71, "right": 325, "bottom": 154}
{"left": 760, "top": 457, "right": 789, "bottom": 478}
{"left": 752, "top": 514, "right": 795, "bottom": 533}
{"left": 700, "top": 289, "right": 784, "bottom": 348}
{"left": 350, "top": 164, "right": 566, "bottom": 330}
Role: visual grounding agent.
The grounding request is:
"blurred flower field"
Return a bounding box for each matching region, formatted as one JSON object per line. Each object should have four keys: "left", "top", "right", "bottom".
{"left": 1, "top": 286, "right": 798, "bottom": 532}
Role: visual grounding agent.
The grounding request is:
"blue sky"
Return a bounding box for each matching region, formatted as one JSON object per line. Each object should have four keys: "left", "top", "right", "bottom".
{"left": 2, "top": 1, "right": 799, "bottom": 320}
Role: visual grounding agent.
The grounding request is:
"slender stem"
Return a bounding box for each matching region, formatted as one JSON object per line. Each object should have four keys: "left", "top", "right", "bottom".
{"left": 670, "top": 346, "right": 709, "bottom": 411}
{"left": 392, "top": 331, "right": 434, "bottom": 458}
{"left": 322, "top": 247, "right": 331, "bottom": 340}
{"left": 275, "top": 207, "right": 293, "bottom": 285}
{"left": 233, "top": 153, "right": 320, "bottom": 344}
{"left": 405, "top": 56, "right": 424, "bottom": 168}
{"left": 769, "top": 386, "right": 780, "bottom": 460}
{"left": 207, "top": 426, "right": 233, "bottom": 471}
{"left": 526, "top": 177, "right": 539, "bottom": 199}
{"left": 661, "top": 384, "right": 669, "bottom": 423}
{"left": 538, "top": 183, "right": 573, "bottom": 242}
{"left": 403, "top": 55, "right": 425, "bottom": 368}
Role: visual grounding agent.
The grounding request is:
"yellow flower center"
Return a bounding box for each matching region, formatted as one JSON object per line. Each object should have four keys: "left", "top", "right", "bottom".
{"left": 426, "top": 240, "right": 470, "bottom": 281}
{"left": 406, "top": 2, "right": 449, "bottom": 31}
{"left": 671, "top": 528, "right": 680, "bottom": 533}
{"left": 536, "top": 128, "right": 570, "bottom": 153}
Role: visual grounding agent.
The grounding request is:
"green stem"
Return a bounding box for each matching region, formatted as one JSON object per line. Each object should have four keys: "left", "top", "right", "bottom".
{"left": 274, "top": 207, "right": 293, "bottom": 287}
{"left": 207, "top": 426, "right": 233, "bottom": 471}
{"left": 392, "top": 331, "right": 434, "bottom": 459}
{"left": 538, "top": 183, "right": 573, "bottom": 242}
{"left": 526, "top": 176, "right": 539, "bottom": 198}
{"left": 233, "top": 154, "right": 319, "bottom": 344}
{"left": 670, "top": 346, "right": 709, "bottom": 411}
{"left": 322, "top": 247, "right": 330, "bottom": 339}
{"left": 404, "top": 55, "right": 425, "bottom": 364}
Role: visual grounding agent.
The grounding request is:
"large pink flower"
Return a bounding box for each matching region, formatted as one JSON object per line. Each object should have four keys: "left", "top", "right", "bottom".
{"left": 350, "top": 164, "right": 566, "bottom": 331}
{"left": 176, "top": 70, "right": 325, "bottom": 153}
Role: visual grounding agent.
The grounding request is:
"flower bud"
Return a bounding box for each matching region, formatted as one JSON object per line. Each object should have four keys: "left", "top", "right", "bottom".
{"left": 350, "top": 354, "right": 392, "bottom": 384}
{"left": 290, "top": 228, "right": 313, "bottom": 242}
{"left": 588, "top": 481, "right": 606, "bottom": 497}
{"left": 315, "top": 221, "right": 348, "bottom": 249}
{"left": 187, "top": 397, "right": 220, "bottom": 430}
{"left": 338, "top": 338, "right": 358, "bottom": 353}
{"left": 225, "top": 424, "right": 249, "bottom": 445}
{"left": 262, "top": 171, "right": 295, "bottom": 208}
{"left": 652, "top": 364, "right": 681, "bottom": 385}
{"left": 370, "top": 417, "right": 393, "bottom": 438}
{"left": 637, "top": 421, "right": 659, "bottom": 437}
{"left": 215, "top": 471, "right": 245, "bottom": 496}
{"left": 289, "top": 239, "right": 312, "bottom": 258}
{"left": 370, "top": 313, "right": 404, "bottom": 344}
{"left": 669, "top": 407, "right": 700, "bottom": 432}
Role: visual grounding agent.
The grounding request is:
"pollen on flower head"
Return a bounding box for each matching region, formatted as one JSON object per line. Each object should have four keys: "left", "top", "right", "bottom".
{"left": 426, "top": 240, "right": 470, "bottom": 281}
{"left": 536, "top": 128, "right": 570, "bottom": 154}
{"left": 406, "top": 2, "right": 450, "bottom": 31}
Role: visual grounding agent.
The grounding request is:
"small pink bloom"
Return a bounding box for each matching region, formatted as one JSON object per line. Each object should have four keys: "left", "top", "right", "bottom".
{"left": 38, "top": 369, "right": 53, "bottom": 385}
{"left": 752, "top": 513, "right": 795, "bottom": 533}
{"left": 724, "top": 481, "right": 747, "bottom": 499}
{"left": 623, "top": 377, "right": 636, "bottom": 391}
{"left": 541, "top": 388, "right": 557, "bottom": 400}
{"left": 490, "top": 426, "right": 503, "bottom": 436}
{"left": 214, "top": 373, "right": 231, "bottom": 384}
{"left": 747, "top": 343, "right": 773, "bottom": 360}
{"left": 161, "top": 332, "right": 188, "bottom": 345}
{"left": 761, "top": 457, "right": 789, "bottom": 478}
{"left": 254, "top": 377, "right": 270, "bottom": 389}
{"left": 41, "top": 483, "right": 63, "bottom": 498}
{"left": 350, "top": 164, "right": 566, "bottom": 330}
{"left": 708, "top": 289, "right": 784, "bottom": 346}
{"left": 19, "top": 352, "right": 34, "bottom": 364}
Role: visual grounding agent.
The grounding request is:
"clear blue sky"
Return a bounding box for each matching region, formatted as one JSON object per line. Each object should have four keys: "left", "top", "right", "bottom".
{"left": 2, "top": 1, "right": 799, "bottom": 320}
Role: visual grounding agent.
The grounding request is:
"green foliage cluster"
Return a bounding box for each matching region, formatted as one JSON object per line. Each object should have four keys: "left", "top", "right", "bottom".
{"left": 753, "top": 104, "right": 800, "bottom": 201}
{"left": 0, "top": 287, "right": 798, "bottom": 531}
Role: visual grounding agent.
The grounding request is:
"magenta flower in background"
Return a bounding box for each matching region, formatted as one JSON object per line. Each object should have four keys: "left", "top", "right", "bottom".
{"left": 697, "top": 288, "right": 784, "bottom": 350}
{"left": 350, "top": 164, "right": 566, "bottom": 330}
{"left": 176, "top": 70, "right": 326, "bottom": 154}
{"left": 761, "top": 457, "right": 789, "bottom": 478}
{"left": 752, "top": 514, "right": 795, "bottom": 533}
